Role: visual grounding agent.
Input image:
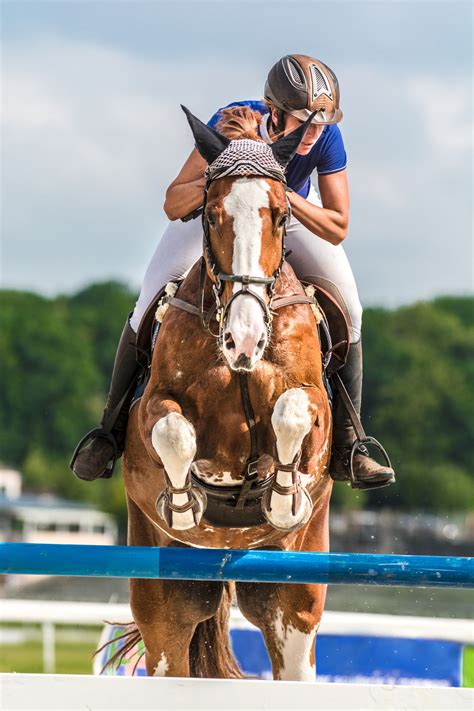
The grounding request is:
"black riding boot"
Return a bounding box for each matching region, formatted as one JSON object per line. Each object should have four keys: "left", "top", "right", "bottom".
{"left": 330, "top": 340, "right": 396, "bottom": 489}
{"left": 70, "top": 319, "right": 139, "bottom": 481}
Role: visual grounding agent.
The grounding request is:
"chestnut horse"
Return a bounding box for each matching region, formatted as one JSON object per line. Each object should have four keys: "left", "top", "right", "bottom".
{"left": 121, "top": 108, "right": 333, "bottom": 681}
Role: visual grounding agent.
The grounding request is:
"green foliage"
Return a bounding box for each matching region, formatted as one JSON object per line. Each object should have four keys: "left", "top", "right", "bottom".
{"left": 362, "top": 298, "right": 474, "bottom": 512}
{"left": 68, "top": 282, "right": 136, "bottom": 387}
{"left": 0, "top": 283, "right": 135, "bottom": 524}
{"left": 330, "top": 481, "right": 368, "bottom": 510}
{"left": 0, "top": 285, "right": 472, "bottom": 523}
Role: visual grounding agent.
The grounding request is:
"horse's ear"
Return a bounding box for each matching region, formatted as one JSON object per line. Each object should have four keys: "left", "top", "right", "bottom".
{"left": 270, "top": 112, "right": 317, "bottom": 168}
{"left": 181, "top": 105, "right": 231, "bottom": 165}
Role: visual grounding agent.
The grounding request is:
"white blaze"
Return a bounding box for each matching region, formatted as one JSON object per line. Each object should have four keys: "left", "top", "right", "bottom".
{"left": 223, "top": 178, "right": 270, "bottom": 365}
{"left": 224, "top": 177, "right": 270, "bottom": 284}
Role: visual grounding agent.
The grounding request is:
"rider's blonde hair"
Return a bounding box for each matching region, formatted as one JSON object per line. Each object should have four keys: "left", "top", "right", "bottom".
{"left": 216, "top": 106, "right": 263, "bottom": 141}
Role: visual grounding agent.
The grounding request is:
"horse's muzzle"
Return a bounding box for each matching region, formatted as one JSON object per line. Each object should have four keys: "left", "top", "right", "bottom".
{"left": 232, "top": 354, "right": 254, "bottom": 372}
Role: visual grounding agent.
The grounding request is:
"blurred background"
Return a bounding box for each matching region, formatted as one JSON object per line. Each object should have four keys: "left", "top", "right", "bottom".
{"left": 1, "top": 0, "right": 472, "bottom": 680}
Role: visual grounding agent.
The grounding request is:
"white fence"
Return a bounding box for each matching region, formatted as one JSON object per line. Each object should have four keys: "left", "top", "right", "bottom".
{"left": 2, "top": 599, "right": 472, "bottom": 674}
{"left": 3, "top": 673, "right": 473, "bottom": 710}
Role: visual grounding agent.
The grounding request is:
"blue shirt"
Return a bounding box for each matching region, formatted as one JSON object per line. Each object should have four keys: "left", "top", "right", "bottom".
{"left": 208, "top": 100, "right": 347, "bottom": 198}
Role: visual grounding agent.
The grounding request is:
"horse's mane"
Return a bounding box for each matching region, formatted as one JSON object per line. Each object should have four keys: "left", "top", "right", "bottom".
{"left": 216, "top": 106, "right": 264, "bottom": 141}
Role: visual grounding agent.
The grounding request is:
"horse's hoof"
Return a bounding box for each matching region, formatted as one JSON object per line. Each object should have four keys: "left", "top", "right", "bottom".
{"left": 261, "top": 486, "right": 313, "bottom": 532}
{"left": 155, "top": 487, "right": 207, "bottom": 530}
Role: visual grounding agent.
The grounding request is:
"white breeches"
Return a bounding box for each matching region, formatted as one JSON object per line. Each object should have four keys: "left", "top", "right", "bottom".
{"left": 130, "top": 186, "right": 362, "bottom": 343}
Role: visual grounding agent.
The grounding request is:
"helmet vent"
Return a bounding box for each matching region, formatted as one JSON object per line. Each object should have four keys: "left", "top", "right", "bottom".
{"left": 287, "top": 59, "right": 305, "bottom": 88}
{"left": 321, "top": 61, "right": 339, "bottom": 92}
{"left": 310, "top": 64, "right": 332, "bottom": 99}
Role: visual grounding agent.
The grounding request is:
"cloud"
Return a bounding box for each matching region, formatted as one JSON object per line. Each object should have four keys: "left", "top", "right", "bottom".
{"left": 1, "top": 38, "right": 472, "bottom": 306}
{"left": 3, "top": 42, "right": 187, "bottom": 201}
{"left": 1, "top": 38, "right": 262, "bottom": 293}
{"left": 334, "top": 64, "right": 472, "bottom": 305}
{"left": 407, "top": 76, "right": 472, "bottom": 159}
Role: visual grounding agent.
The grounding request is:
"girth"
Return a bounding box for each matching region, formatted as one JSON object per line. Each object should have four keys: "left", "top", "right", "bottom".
{"left": 190, "top": 463, "right": 274, "bottom": 528}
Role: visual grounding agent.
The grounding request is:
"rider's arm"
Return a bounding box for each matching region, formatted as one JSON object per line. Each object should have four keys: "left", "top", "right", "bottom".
{"left": 286, "top": 169, "right": 349, "bottom": 246}
{"left": 163, "top": 148, "right": 208, "bottom": 221}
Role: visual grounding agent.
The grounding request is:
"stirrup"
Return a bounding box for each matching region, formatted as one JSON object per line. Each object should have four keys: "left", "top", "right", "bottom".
{"left": 69, "top": 427, "right": 118, "bottom": 480}
{"left": 349, "top": 436, "right": 395, "bottom": 490}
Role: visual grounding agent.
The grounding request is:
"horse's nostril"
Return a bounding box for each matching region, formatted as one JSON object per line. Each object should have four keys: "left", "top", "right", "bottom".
{"left": 224, "top": 331, "right": 235, "bottom": 350}
{"left": 257, "top": 337, "right": 266, "bottom": 350}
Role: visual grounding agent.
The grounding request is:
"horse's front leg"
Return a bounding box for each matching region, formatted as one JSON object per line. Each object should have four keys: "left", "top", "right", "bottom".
{"left": 263, "top": 387, "right": 319, "bottom": 530}
{"left": 143, "top": 395, "right": 206, "bottom": 530}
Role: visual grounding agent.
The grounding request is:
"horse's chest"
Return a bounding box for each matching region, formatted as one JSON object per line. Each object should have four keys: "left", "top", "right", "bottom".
{"left": 167, "top": 366, "right": 280, "bottom": 484}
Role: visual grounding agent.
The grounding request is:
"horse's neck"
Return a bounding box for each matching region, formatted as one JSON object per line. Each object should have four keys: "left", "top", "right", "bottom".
{"left": 178, "top": 258, "right": 213, "bottom": 305}
{"left": 275, "top": 262, "right": 305, "bottom": 296}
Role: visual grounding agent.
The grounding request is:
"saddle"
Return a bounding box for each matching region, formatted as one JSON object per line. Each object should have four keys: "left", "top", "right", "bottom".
{"left": 131, "top": 260, "right": 350, "bottom": 528}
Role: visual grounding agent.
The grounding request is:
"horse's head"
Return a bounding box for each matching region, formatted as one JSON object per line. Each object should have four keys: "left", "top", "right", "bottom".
{"left": 182, "top": 106, "right": 314, "bottom": 372}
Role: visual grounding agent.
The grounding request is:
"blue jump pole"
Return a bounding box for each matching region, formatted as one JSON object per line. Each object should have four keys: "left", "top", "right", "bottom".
{"left": 1, "top": 543, "right": 473, "bottom": 588}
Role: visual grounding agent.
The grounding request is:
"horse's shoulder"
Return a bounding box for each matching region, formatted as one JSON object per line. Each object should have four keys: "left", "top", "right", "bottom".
{"left": 276, "top": 262, "right": 306, "bottom": 296}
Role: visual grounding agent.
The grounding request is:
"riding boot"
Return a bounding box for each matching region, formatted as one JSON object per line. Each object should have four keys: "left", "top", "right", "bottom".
{"left": 70, "top": 318, "right": 139, "bottom": 481}
{"left": 330, "top": 340, "right": 396, "bottom": 489}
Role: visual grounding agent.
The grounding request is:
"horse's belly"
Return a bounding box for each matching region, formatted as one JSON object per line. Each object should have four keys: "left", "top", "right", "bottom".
{"left": 192, "top": 461, "right": 244, "bottom": 486}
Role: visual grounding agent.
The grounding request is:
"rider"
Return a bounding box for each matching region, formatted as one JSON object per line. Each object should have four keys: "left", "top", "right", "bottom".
{"left": 71, "top": 54, "right": 395, "bottom": 491}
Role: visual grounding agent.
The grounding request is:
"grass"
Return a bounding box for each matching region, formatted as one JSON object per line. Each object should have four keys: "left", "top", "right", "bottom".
{"left": 1, "top": 640, "right": 96, "bottom": 674}
{"left": 0, "top": 627, "right": 100, "bottom": 674}
{"left": 463, "top": 646, "right": 474, "bottom": 689}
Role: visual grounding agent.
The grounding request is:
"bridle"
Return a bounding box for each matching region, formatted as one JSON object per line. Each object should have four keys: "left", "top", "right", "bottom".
{"left": 201, "top": 166, "right": 291, "bottom": 343}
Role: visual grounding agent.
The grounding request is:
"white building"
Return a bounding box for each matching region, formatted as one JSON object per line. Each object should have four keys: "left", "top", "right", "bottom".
{"left": 0, "top": 467, "right": 22, "bottom": 499}
{"left": 0, "top": 467, "right": 118, "bottom": 546}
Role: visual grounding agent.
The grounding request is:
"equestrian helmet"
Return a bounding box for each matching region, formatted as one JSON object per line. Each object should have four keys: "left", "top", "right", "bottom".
{"left": 264, "top": 54, "right": 343, "bottom": 125}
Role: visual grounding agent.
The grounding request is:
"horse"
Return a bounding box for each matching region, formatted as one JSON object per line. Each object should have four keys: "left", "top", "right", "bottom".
{"left": 120, "top": 107, "right": 334, "bottom": 681}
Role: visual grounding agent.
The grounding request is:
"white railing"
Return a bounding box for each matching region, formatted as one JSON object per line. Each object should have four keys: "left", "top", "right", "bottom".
{"left": 2, "top": 673, "right": 473, "bottom": 710}
{"left": 2, "top": 598, "right": 472, "bottom": 674}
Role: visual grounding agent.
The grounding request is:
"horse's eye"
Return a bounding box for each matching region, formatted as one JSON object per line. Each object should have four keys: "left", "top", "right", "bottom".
{"left": 277, "top": 214, "right": 288, "bottom": 229}
{"left": 207, "top": 213, "right": 216, "bottom": 229}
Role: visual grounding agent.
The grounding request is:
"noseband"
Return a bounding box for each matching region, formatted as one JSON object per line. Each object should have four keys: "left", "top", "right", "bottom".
{"left": 202, "top": 162, "right": 290, "bottom": 341}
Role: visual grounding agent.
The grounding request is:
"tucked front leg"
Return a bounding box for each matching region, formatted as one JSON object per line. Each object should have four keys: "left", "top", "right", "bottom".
{"left": 263, "top": 388, "right": 317, "bottom": 530}
{"left": 144, "top": 397, "right": 206, "bottom": 530}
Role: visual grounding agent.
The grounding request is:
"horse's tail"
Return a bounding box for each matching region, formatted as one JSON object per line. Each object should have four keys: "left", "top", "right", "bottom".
{"left": 95, "top": 583, "right": 243, "bottom": 678}
{"left": 94, "top": 621, "right": 144, "bottom": 675}
{"left": 189, "top": 582, "right": 245, "bottom": 679}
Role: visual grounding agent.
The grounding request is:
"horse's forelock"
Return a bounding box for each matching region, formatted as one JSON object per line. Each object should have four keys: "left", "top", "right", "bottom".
{"left": 216, "top": 106, "right": 264, "bottom": 142}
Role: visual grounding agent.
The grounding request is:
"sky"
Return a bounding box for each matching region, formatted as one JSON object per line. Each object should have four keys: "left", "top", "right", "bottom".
{"left": 1, "top": 0, "right": 472, "bottom": 307}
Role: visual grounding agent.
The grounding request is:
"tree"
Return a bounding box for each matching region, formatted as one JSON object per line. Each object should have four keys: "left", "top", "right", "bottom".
{"left": 0, "top": 286, "right": 472, "bottom": 519}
